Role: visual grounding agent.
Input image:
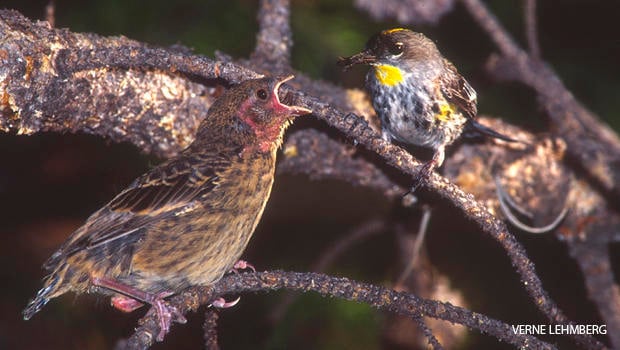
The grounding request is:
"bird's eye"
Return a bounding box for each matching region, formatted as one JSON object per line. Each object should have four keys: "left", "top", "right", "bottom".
{"left": 256, "top": 89, "right": 268, "bottom": 100}
{"left": 390, "top": 42, "right": 404, "bottom": 56}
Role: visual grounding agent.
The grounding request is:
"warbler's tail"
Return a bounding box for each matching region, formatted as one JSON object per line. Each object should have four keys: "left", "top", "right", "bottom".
{"left": 466, "top": 119, "right": 519, "bottom": 143}
{"left": 23, "top": 270, "right": 66, "bottom": 320}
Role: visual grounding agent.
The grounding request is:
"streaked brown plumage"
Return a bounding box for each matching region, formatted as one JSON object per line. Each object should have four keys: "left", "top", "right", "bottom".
{"left": 23, "top": 76, "right": 311, "bottom": 341}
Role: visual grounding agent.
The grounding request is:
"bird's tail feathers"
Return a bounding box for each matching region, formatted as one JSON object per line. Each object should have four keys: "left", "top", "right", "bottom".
{"left": 466, "top": 120, "right": 519, "bottom": 143}
{"left": 23, "top": 270, "right": 65, "bottom": 320}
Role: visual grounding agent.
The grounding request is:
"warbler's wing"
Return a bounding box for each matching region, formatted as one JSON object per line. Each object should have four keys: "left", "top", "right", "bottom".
{"left": 440, "top": 62, "right": 519, "bottom": 143}
{"left": 439, "top": 60, "right": 477, "bottom": 120}
{"left": 43, "top": 151, "right": 233, "bottom": 269}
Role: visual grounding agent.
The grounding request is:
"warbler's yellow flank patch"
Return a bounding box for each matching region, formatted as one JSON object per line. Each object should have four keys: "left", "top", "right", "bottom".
{"left": 374, "top": 65, "right": 404, "bottom": 86}
{"left": 383, "top": 28, "right": 407, "bottom": 34}
{"left": 436, "top": 102, "right": 456, "bottom": 122}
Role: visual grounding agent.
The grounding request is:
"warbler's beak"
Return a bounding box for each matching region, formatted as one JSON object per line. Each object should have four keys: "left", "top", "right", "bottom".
{"left": 338, "top": 49, "right": 377, "bottom": 71}
{"left": 273, "top": 75, "right": 312, "bottom": 116}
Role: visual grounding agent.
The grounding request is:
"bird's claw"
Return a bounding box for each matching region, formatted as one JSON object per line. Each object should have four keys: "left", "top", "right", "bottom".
{"left": 232, "top": 260, "right": 256, "bottom": 273}
{"left": 150, "top": 293, "right": 187, "bottom": 342}
{"left": 92, "top": 276, "right": 185, "bottom": 342}
{"left": 409, "top": 161, "right": 435, "bottom": 193}
{"left": 211, "top": 296, "right": 240, "bottom": 309}
{"left": 343, "top": 112, "right": 369, "bottom": 134}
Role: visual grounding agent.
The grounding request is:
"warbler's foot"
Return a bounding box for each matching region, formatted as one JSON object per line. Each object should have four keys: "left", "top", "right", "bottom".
{"left": 409, "top": 160, "right": 435, "bottom": 193}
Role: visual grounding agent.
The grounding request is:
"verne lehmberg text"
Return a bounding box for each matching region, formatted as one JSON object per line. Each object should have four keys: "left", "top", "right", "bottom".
{"left": 512, "top": 324, "right": 606, "bottom": 335}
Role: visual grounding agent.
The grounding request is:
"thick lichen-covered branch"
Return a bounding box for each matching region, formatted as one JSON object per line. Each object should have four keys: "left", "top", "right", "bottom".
{"left": 278, "top": 129, "right": 406, "bottom": 198}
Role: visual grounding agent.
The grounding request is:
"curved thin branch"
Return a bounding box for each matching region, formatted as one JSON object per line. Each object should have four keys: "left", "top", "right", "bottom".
{"left": 268, "top": 218, "right": 387, "bottom": 323}
{"left": 495, "top": 175, "right": 568, "bottom": 234}
{"left": 395, "top": 206, "right": 431, "bottom": 287}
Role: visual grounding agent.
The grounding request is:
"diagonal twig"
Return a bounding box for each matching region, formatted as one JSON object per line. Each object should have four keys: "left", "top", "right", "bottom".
{"left": 523, "top": 0, "right": 541, "bottom": 58}
{"left": 203, "top": 309, "right": 220, "bottom": 350}
{"left": 413, "top": 315, "right": 445, "bottom": 350}
{"left": 268, "top": 218, "right": 387, "bottom": 323}
{"left": 566, "top": 233, "right": 620, "bottom": 349}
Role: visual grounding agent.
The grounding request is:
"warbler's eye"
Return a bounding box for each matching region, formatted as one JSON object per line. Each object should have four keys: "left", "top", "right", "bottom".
{"left": 390, "top": 42, "right": 404, "bottom": 55}
{"left": 256, "top": 89, "right": 268, "bottom": 100}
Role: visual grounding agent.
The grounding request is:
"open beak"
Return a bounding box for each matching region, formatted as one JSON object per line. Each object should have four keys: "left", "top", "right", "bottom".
{"left": 273, "top": 75, "right": 312, "bottom": 116}
{"left": 337, "top": 49, "right": 377, "bottom": 71}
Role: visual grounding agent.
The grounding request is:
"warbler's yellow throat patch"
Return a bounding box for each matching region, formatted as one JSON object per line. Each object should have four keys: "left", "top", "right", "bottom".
{"left": 374, "top": 65, "right": 404, "bottom": 86}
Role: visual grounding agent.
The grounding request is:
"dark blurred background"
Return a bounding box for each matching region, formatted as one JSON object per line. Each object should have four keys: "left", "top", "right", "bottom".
{"left": 1, "top": 0, "right": 619, "bottom": 349}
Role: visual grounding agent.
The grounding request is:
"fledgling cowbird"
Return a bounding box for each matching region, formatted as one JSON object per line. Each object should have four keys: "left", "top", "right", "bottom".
{"left": 23, "top": 76, "right": 311, "bottom": 341}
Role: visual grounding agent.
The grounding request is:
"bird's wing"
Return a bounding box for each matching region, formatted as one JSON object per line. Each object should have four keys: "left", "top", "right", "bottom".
{"left": 439, "top": 61, "right": 477, "bottom": 120}
{"left": 107, "top": 152, "right": 228, "bottom": 216}
{"left": 43, "top": 151, "right": 233, "bottom": 269}
{"left": 439, "top": 61, "right": 519, "bottom": 143}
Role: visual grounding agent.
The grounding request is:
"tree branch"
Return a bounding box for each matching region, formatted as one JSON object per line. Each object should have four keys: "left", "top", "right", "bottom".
{"left": 3, "top": 6, "right": 614, "bottom": 349}
{"left": 523, "top": 0, "right": 541, "bottom": 58}
{"left": 117, "top": 271, "right": 558, "bottom": 350}
{"left": 278, "top": 129, "right": 406, "bottom": 199}
{"left": 566, "top": 225, "right": 620, "bottom": 350}
{"left": 203, "top": 309, "right": 220, "bottom": 350}
{"left": 268, "top": 218, "right": 387, "bottom": 323}
{"left": 251, "top": 0, "right": 292, "bottom": 72}
{"left": 289, "top": 98, "right": 605, "bottom": 349}
{"left": 461, "top": 0, "right": 620, "bottom": 199}
{"left": 413, "top": 315, "right": 445, "bottom": 350}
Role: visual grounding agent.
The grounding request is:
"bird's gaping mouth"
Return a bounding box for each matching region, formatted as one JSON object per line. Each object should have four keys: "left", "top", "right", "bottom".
{"left": 337, "top": 50, "right": 377, "bottom": 71}
{"left": 272, "top": 75, "right": 312, "bottom": 116}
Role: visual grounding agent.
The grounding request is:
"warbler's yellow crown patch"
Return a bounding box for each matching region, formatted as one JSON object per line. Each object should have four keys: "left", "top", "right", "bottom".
{"left": 374, "top": 65, "right": 404, "bottom": 86}
{"left": 383, "top": 28, "right": 407, "bottom": 34}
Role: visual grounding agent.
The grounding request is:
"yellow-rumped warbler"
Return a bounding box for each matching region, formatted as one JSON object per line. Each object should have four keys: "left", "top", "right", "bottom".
{"left": 339, "top": 28, "right": 515, "bottom": 184}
